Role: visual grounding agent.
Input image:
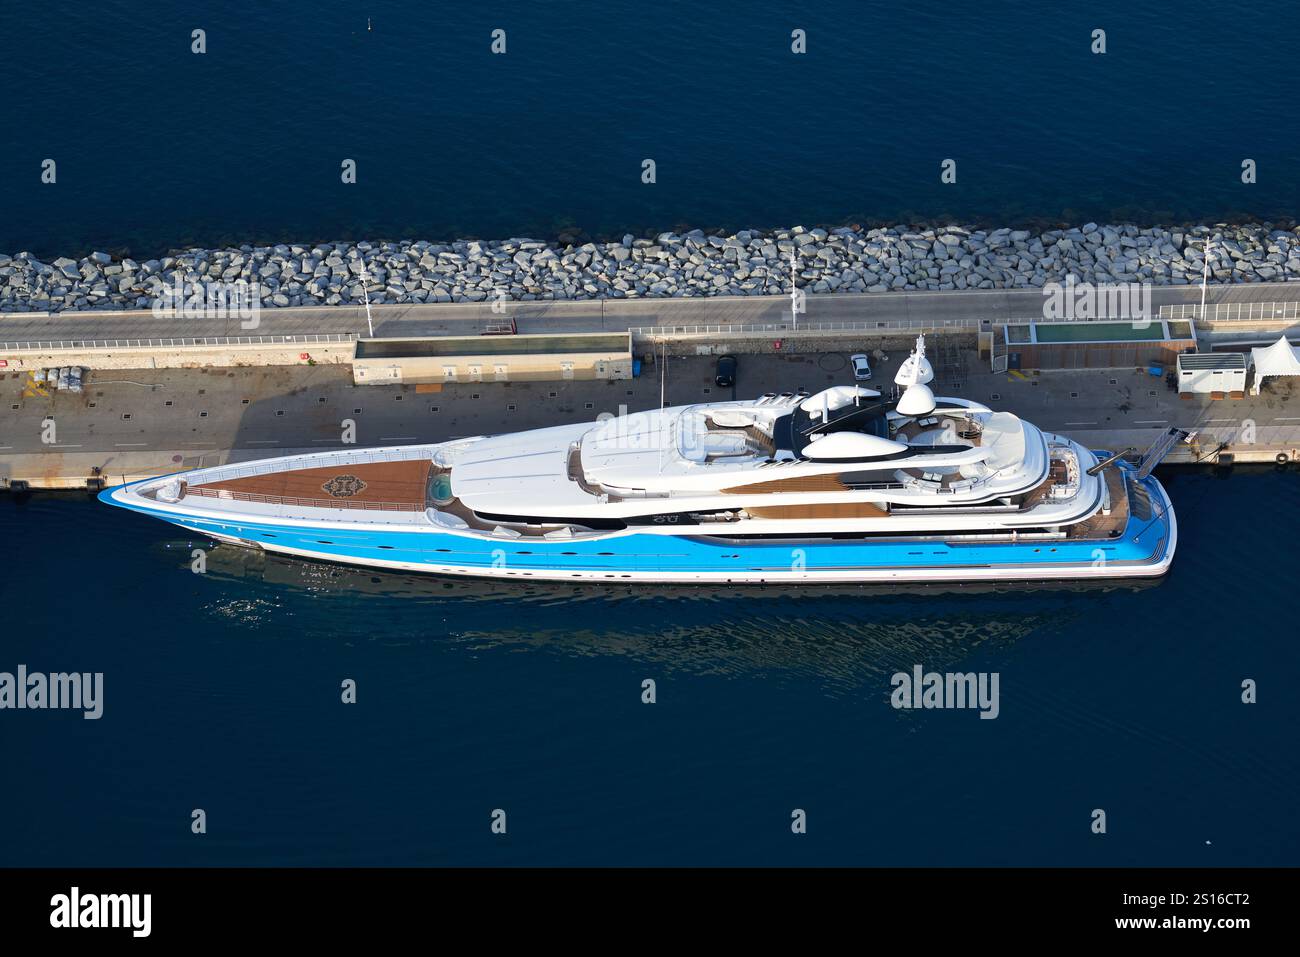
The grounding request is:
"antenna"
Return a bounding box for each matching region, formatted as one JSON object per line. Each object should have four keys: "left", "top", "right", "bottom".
{"left": 359, "top": 251, "right": 374, "bottom": 338}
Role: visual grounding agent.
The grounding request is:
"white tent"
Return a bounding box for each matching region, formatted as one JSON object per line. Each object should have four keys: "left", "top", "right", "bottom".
{"left": 1249, "top": 336, "right": 1300, "bottom": 394}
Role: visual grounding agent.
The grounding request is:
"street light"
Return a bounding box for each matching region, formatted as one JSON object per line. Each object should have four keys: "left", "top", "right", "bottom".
{"left": 790, "top": 248, "right": 800, "bottom": 331}
{"left": 359, "top": 253, "right": 374, "bottom": 338}
{"left": 1199, "top": 237, "right": 1214, "bottom": 323}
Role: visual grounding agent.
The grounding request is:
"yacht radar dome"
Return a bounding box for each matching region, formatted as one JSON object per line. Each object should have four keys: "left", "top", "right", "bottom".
{"left": 897, "top": 382, "right": 937, "bottom": 417}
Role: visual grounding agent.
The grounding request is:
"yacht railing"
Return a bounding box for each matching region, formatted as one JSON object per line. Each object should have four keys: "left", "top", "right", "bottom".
{"left": 186, "top": 487, "right": 423, "bottom": 512}
{"left": 185, "top": 444, "right": 433, "bottom": 487}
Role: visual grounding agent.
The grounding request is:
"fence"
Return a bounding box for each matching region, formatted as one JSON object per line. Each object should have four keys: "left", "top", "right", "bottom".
{"left": 0, "top": 333, "right": 360, "bottom": 352}
{"left": 1160, "top": 301, "right": 1300, "bottom": 323}
{"left": 628, "top": 318, "right": 979, "bottom": 339}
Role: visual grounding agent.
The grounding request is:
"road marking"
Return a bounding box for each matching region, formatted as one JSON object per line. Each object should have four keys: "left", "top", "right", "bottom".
{"left": 1134, "top": 420, "right": 1167, "bottom": 425}
{"left": 114, "top": 443, "right": 149, "bottom": 447}
{"left": 1065, "top": 421, "right": 1098, "bottom": 426}
{"left": 245, "top": 440, "right": 279, "bottom": 445}
{"left": 1206, "top": 418, "right": 1235, "bottom": 423}
{"left": 1276, "top": 417, "right": 1300, "bottom": 422}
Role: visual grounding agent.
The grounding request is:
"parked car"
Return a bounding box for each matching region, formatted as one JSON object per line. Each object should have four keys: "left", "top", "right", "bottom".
{"left": 850, "top": 353, "right": 872, "bottom": 380}
{"left": 714, "top": 354, "right": 737, "bottom": 388}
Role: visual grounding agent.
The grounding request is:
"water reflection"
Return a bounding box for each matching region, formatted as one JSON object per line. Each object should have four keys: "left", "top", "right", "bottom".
{"left": 195, "top": 544, "right": 1160, "bottom": 694}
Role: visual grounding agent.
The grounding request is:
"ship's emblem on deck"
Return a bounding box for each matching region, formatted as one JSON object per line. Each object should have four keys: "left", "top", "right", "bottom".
{"left": 322, "top": 474, "right": 368, "bottom": 498}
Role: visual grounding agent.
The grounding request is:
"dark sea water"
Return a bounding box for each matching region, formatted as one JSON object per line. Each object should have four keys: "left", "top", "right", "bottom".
{"left": 3, "top": 2, "right": 1299, "bottom": 868}
{"left": 2, "top": 468, "right": 1298, "bottom": 865}
{"left": 1, "top": 1, "right": 1297, "bottom": 259}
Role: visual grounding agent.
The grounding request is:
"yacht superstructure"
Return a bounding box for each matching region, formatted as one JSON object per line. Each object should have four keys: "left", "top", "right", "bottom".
{"left": 101, "top": 337, "right": 1176, "bottom": 584}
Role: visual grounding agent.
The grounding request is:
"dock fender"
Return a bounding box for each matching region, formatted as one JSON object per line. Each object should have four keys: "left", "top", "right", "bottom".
{"left": 1276, "top": 452, "right": 1290, "bottom": 465}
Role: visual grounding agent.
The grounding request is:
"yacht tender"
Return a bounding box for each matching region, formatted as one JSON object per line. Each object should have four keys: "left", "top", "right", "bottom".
{"left": 101, "top": 336, "right": 1176, "bottom": 584}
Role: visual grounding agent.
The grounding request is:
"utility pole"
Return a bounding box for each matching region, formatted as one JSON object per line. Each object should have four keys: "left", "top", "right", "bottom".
{"left": 790, "top": 248, "right": 800, "bottom": 331}
{"left": 1199, "top": 237, "right": 1214, "bottom": 323}
{"left": 359, "top": 252, "right": 374, "bottom": 338}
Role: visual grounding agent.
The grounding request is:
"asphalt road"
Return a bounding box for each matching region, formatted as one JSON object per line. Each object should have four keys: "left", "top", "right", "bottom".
{"left": 4, "top": 281, "right": 1300, "bottom": 345}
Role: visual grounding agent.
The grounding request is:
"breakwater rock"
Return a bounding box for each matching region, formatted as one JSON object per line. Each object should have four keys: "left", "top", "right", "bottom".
{"left": 2, "top": 223, "right": 1298, "bottom": 313}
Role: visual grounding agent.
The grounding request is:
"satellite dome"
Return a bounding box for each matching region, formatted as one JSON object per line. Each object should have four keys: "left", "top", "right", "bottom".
{"left": 897, "top": 383, "right": 937, "bottom": 417}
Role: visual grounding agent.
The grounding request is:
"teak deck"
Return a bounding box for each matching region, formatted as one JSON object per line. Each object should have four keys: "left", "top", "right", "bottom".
{"left": 192, "top": 459, "right": 432, "bottom": 509}
{"left": 1066, "top": 466, "right": 1130, "bottom": 540}
{"left": 723, "top": 473, "right": 849, "bottom": 494}
{"left": 746, "top": 502, "right": 889, "bottom": 520}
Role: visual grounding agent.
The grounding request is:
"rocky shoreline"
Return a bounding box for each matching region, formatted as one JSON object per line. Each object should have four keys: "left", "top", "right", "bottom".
{"left": 2, "top": 223, "right": 1298, "bottom": 314}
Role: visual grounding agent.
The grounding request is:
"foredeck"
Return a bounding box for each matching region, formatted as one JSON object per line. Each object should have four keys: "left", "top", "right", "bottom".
{"left": 188, "top": 458, "right": 433, "bottom": 511}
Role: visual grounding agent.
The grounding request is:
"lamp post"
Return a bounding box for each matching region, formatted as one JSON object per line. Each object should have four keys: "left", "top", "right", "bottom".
{"left": 1199, "top": 237, "right": 1214, "bottom": 323}
{"left": 790, "top": 248, "right": 799, "bottom": 331}
{"left": 359, "top": 253, "right": 374, "bottom": 338}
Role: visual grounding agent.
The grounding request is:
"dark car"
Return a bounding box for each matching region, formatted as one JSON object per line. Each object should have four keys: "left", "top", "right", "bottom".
{"left": 714, "top": 354, "right": 737, "bottom": 388}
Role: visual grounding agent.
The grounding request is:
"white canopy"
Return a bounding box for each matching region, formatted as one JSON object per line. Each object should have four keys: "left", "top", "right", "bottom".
{"left": 1250, "top": 336, "right": 1300, "bottom": 394}
{"left": 800, "top": 385, "right": 880, "bottom": 420}
{"left": 799, "top": 385, "right": 880, "bottom": 411}
{"left": 804, "top": 431, "right": 907, "bottom": 460}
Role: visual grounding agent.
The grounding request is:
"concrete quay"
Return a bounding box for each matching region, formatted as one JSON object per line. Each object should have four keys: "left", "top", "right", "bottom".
{"left": 3, "top": 347, "right": 1296, "bottom": 491}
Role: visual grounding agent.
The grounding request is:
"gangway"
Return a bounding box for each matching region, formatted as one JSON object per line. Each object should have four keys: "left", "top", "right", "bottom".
{"left": 1085, "top": 448, "right": 1134, "bottom": 476}
{"left": 1135, "top": 427, "right": 1190, "bottom": 479}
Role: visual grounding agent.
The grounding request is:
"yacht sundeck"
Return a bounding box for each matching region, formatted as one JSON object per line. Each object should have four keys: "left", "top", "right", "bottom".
{"left": 101, "top": 336, "right": 1176, "bottom": 584}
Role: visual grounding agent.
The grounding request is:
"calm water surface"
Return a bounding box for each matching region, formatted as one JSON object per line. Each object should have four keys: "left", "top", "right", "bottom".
{"left": 1, "top": 468, "right": 1297, "bottom": 865}
{"left": 0, "top": 1, "right": 1296, "bottom": 258}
